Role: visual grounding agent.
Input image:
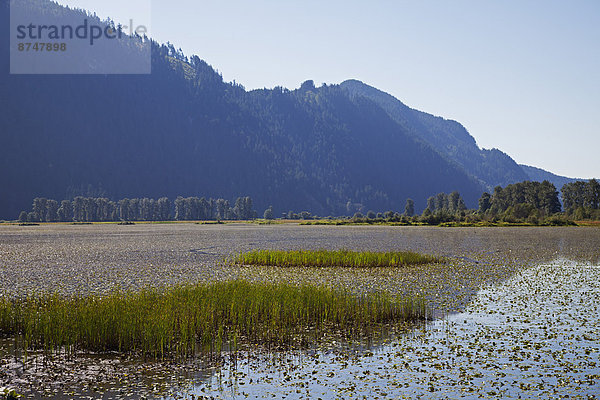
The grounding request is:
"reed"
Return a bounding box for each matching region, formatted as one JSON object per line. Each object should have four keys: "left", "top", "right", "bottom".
{"left": 0, "top": 280, "right": 426, "bottom": 359}
{"left": 234, "top": 249, "right": 439, "bottom": 268}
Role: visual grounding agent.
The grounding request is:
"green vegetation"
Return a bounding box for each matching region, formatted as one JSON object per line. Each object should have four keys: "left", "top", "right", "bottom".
{"left": 235, "top": 249, "right": 439, "bottom": 268}
{"left": 479, "top": 181, "right": 560, "bottom": 220}
{"left": 19, "top": 195, "right": 257, "bottom": 223}
{"left": 19, "top": 179, "right": 597, "bottom": 227}
{"left": 0, "top": 387, "right": 21, "bottom": 400}
{"left": 562, "top": 179, "right": 600, "bottom": 221}
{"left": 0, "top": 280, "right": 425, "bottom": 359}
{"left": 300, "top": 182, "right": 577, "bottom": 226}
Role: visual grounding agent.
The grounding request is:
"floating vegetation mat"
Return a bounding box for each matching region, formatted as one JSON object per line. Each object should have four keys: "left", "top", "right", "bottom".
{"left": 0, "top": 280, "right": 426, "bottom": 360}
{"left": 234, "top": 249, "right": 439, "bottom": 268}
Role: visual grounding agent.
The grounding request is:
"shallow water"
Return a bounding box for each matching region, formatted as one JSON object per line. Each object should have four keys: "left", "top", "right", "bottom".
{"left": 1, "top": 224, "right": 599, "bottom": 398}
{"left": 177, "top": 260, "right": 600, "bottom": 399}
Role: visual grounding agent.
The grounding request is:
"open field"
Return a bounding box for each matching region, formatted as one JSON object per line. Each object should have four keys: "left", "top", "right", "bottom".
{"left": 1, "top": 224, "right": 600, "bottom": 398}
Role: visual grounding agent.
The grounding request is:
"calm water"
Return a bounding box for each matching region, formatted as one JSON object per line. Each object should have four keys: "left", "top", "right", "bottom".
{"left": 178, "top": 260, "right": 600, "bottom": 399}
{"left": 1, "top": 224, "right": 599, "bottom": 398}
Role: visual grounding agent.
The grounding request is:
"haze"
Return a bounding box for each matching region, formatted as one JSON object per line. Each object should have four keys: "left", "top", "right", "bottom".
{"left": 56, "top": 0, "right": 600, "bottom": 179}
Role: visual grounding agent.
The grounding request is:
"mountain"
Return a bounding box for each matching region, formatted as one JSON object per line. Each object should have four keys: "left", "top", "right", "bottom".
{"left": 3, "top": 0, "right": 577, "bottom": 220}
{"left": 520, "top": 165, "right": 580, "bottom": 192}
{"left": 0, "top": 0, "right": 490, "bottom": 219}
{"left": 340, "top": 80, "right": 532, "bottom": 190}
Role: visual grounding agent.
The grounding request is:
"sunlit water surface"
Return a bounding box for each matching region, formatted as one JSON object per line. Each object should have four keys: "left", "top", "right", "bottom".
{"left": 1, "top": 225, "right": 599, "bottom": 398}
{"left": 175, "top": 260, "right": 600, "bottom": 399}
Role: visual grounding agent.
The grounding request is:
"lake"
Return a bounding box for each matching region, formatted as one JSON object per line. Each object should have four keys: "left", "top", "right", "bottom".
{"left": 1, "top": 224, "right": 599, "bottom": 398}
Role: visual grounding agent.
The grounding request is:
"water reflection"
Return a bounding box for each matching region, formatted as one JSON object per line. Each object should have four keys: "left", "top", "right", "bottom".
{"left": 171, "top": 259, "right": 600, "bottom": 399}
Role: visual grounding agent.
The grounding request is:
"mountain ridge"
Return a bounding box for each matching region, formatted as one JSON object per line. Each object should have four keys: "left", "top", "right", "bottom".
{"left": 340, "top": 80, "right": 532, "bottom": 189}
{"left": 0, "top": 0, "right": 578, "bottom": 219}
{"left": 339, "top": 79, "right": 583, "bottom": 192}
{"left": 519, "top": 164, "right": 580, "bottom": 192}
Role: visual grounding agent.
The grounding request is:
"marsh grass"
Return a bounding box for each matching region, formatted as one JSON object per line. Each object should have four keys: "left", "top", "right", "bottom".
{"left": 235, "top": 249, "right": 439, "bottom": 268}
{"left": 0, "top": 280, "right": 425, "bottom": 359}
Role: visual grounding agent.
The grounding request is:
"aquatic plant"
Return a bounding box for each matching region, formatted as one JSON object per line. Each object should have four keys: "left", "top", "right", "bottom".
{"left": 0, "top": 280, "right": 426, "bottom": 359}
{"left": 0, "top": 387, "right": 21, "bottom": 400}
{"left": 234, "top": 249, "right": 439, "bottom": 268}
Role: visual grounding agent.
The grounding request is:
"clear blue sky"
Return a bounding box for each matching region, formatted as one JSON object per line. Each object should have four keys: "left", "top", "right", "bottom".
{"left": 57, "top": 0, "right": 600, "bottom": 179}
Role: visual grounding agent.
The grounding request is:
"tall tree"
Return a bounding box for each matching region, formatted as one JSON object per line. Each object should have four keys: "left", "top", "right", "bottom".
{"left": 478, "top": 192, "right": 491, "bottom": 214}
{"left": 216, "top": 198, "right": 229, "bottom": 220}
{"left": 95, "top": 198, "right": 110, "bottom": 221}
{"left": 73, "top": 197, "right": 85, "bottom": 222}
{"left": 32, "top": 197, "right": 47, "bottom": 222}
{"left": 157, "top": 197, "right": 171, "bottom": 221}
{"left": 128, "top": 198, "right": 140, "bottom": 221}
{"left": 263, "top": 206, "right": 274, "bottom": 220}
{"left": 587, "top": 179, "right": 600, "bottom": 209}
{"left": 234, "top": 196, "right": 254, "bottom": 220}
{"left": 448, "top": 192, "right": 460, "bottom": 213}
{"left": 83, "top": 197, "right": 98, "bottom": 221}
{"left": 174, "top": 197, "right": 185, "bottom": 221}
{"left": 57, "top": 200, "right": 73, "bottom": 222}
{"left": 45, "top": 199, "right": 59, "bottom": 222}
{"left": 426, "top": 196, "right": 435, "bottom": 213}
{"left": 404, "top": 198, "right": 414, "bottom": 217}
{"left": 119, "top": 198, "right": 130, "bottom": 221}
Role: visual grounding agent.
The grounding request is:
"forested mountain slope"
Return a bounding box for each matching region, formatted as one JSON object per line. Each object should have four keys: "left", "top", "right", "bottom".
{"left": 340, "top": 79, "right": 535, "bottom": 189}
{"left": 0, "top": 0, "right": 497, "bottom": 219}
{"left": 520, "top": 164, "right": 579, "bottom": 193}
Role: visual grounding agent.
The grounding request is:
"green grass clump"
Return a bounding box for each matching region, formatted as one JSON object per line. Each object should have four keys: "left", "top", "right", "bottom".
{"left": 0, "top": 280, "right": 425, "bottom": 359}
{"left": 235, "top": 249, "right": 438, "bottom": 268}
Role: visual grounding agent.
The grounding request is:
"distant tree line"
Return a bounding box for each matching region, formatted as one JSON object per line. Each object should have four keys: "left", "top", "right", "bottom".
{"left": 282, "top": 210, "right": 314, "bottom": 220}
{"left": 17, "top": 180, "right": 598, "bottom": 225}
{"left": 425, "top": 191, "right": 467, "bottom": 214}
{"left": 477, "top": 180, "right": 561, "bottom": 223}
{"left": 418, "top": 191, "right": 467, "bottom": 224}
{"left": 561, "top": 179, "right": 600, "bottom": 220}
{"left": 19, "top": 196, "right": 257, "bottom": 222}
{"left": 341, "top": 181, "right": 575, "bottom": 226}
{"left": 174, "top": 196, "right": 256, "bottom": 221}
{"left": 349, "top": 198, "right": 415, "bottom": 223}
